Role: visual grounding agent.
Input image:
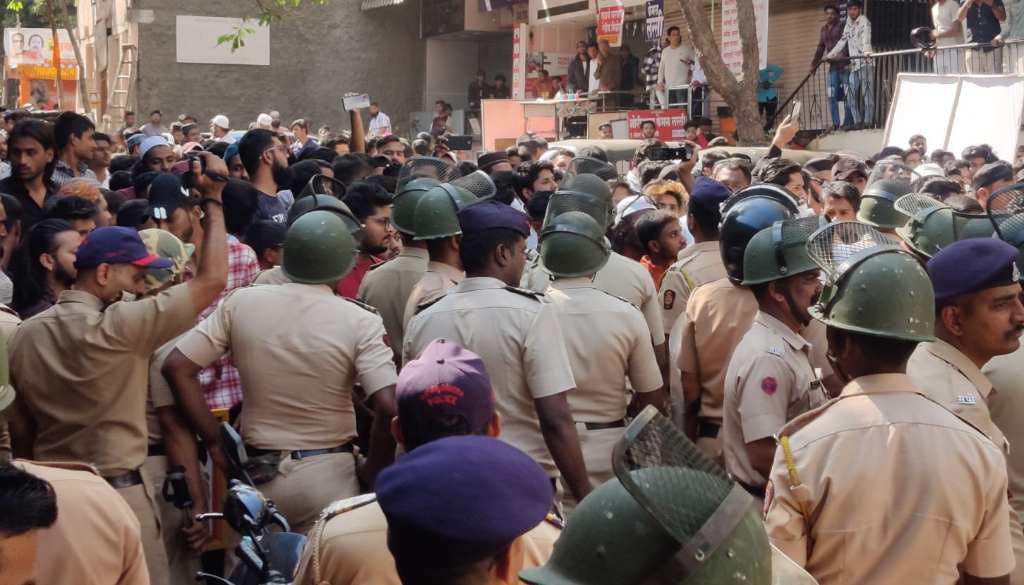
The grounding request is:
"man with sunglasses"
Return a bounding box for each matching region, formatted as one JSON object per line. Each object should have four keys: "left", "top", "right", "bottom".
{"left": 237, "top": 129, "right": 292, "bottom": 223}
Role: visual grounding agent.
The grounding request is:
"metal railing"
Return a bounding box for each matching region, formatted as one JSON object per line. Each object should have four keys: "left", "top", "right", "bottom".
{"left": 773, "top": 38, "right": 1024, "bottom": 132}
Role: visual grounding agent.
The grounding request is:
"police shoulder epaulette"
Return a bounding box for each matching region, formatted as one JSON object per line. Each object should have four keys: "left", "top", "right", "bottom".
{"left": 596, "top": 288, "right": 640, "bottom": 310}
{"left": 506, "top": 285, "right": 545, "bottom": 300}
{"left": 319, "top": 493, "right": 378, "bottom": 523}
{"left": 544, "top": 512, "right": 565, "bottom": 530}
{"left": 344, "top": 297, "right": 380, "bottom": 314}
{"left": 414, "top": 295, "right": 444, "bottom": 315}
{"left": 667, "top": 254, "right": 698, "bottom": 273}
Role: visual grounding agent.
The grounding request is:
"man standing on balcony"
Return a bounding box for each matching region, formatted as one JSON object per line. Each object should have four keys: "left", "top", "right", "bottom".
{"left": 657, "top": 26, "right": 695, "bottom": 109}
{"left": 994, "top": 0, "right": 1024, "bottom": 72}
{"left": 931, "top": 0, "right": 965, "bottom": 73}
{"left": 960, "top": 0, "right": 1005, "bottom": 73}
{"left": 826, "top": 0, "right": 874, "bottom": 129}
{"left": 812, "top": 5, "right": 851, "bottom": 130}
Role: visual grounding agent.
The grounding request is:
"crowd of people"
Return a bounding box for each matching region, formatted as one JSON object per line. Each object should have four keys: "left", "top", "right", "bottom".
{"left": 0, "top": 97, "right": 1023, "bottom": 585}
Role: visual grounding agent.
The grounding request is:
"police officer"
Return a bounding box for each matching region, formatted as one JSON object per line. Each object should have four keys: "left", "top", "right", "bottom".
{"left": 894, "top": 194, "right": 995, "bottom": 260}
{"left": 765, "top": 222, "right": 1013, "bottom": 583}
{"left": 856, "top": 177, "right": 913, "bottom": 236}
{"left": 404, "top": 199, "right": 591, "bottom": 502}
{"left": 358, "top": 178, "right": 437, "bottom": 363}
{"left": 293, "top": 338, "right": 561, "bottom": 585}
{"left": 163, "top": 210, "right": 399, "bottom": 534}
{"left": 539, "top": 210, "right": 665, "bottom": 495}
{"left": 722, "top": 217, "right": 828, "bottom": 498}
{"left": 520, "top": 408, "right": 818, "bottom": 585}
{"left": 377, "top": 435, "right": 554, "bottom": 585}
{"left": 7, "top": 153, "right": 230, "bottom": 585}
{"left": 401, "top": 183, "right": 472, "bottom": 330}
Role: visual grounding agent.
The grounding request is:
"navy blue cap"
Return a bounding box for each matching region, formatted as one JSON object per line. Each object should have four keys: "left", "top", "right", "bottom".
{"left": 377, "top": 435, "right": 552, "bottom": 570}
{"left": 148, "top": 173, "right": 191, "bottom": 220}
{"left": 927, "top": 238, "right": 1020, "bottom": 300}
{"left": 74, "top": 226, "right": 173, "bottom": 270}
{"left": 690, "top": 177, "right": 731, "bottom": 214}
{"left": 457, "top": 199, "right": 530, "bottom": 237}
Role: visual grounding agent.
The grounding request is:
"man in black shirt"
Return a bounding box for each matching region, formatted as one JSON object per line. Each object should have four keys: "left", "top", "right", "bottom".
{"left": 0, "top": 119, "right": 57, "bottom": 233}
{"left": 960, "top": 0, "right": 1006, "bottom": 72}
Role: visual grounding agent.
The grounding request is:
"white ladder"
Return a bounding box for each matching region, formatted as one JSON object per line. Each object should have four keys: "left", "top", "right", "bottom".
{"left": 107, "top": 43, "right": 137, "bottom": 128}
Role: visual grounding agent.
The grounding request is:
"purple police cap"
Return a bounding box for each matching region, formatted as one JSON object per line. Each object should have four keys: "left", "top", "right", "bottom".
{"left": 377, "top": 435, "right": 553, "bottom": 571}
{"left": 689, "top": 177, "right": 731, "bottom": 214}
{"left": 457, "top": 199, "right": 530, "bottom": 237}
{"left": 927, "top": 238, "right": 1020, "bottom": 300}
{"left": 74, "top": 226, "right": 173, "bottom": 270}
{"left": 397, "top": 338, "right": 495, "bottom": 441}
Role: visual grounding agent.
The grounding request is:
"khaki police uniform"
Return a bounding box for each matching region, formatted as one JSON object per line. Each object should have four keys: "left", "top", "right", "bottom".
{"left": 545, "top": 277, "right": 663, "bottom": 489}
{"left": 252, "top": 265, "right": 292, "bottom": 285}
{"left": 358, "top": 247, "right": 429, "bottom": 362}
{"left": 722, "top": 312, "right": 827, "bottom": 493}
{"left": 404, "top": 277, "right": 576, "bottom": 476}
{"left": 10, "top": 285, "right": 197, "bottom": 585}
{"left": 985, "top": 345, "right": 1024, "bottom": 585}
{"left": 175, "top": 282, "right": 398, "bottom": 533}
{"left": 527, "top": 251, "right": 664, "bottom": 346}
{"left": 402, "top": 260, "right": 464, "bottom": 331}
{"left": 659, "top": 241, "right": 724, "bottom": 334}
{"left": 143, "top": 337, "right": 200, "bottom": 585}
{"left": 292, "top": 494, "right": 562, "bottom": 585}
{"left": 16, "top": 459, "right": 149, "bottom": 585}
{"left": 0, "top": 304, "right": 20, "bottom": 460}
{"left": 765, "top": 374, "right": 1014, "bottom": 584}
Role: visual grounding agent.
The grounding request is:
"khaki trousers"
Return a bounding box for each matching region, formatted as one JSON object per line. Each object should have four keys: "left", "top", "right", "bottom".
{"left": 141, "top": 455, "right": 201, "bottom": 585}
{"left": 261, "top": 451, "right": 360, "bottom": 535}
{"left": 116, "top": 476, "right": 170, "bottom": 585}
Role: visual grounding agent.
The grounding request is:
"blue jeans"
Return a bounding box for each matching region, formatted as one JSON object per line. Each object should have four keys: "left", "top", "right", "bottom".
{"left": 827, "top": 69, "right": 851, "bottom": 128}
{"left": 847, "top": 65, "right": 875, "bottom": 126}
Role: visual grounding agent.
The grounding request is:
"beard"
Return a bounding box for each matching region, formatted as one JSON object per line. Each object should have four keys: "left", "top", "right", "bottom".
{"left": 271, "top": 160, "right": 293, "bottom": 189}
{"left": 53, "top": 263, "right": 76, "bottom": 288}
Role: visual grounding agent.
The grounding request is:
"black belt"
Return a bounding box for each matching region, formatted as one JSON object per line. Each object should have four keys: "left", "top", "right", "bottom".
{"left": 246, "top": 442, "right": 355, "bottom": 461}
{"left": 697, "top": 419, "right": 721, "bottom": 439}
{"left": 580, "top": 419, "right": 626, "bottom": 431}
{"left": 147, "top": 443, "right": 166, "bottom": 457}
{"left": 738, "top": 480, "right": 766, "bottom": 499}
{"left": 105, "top": 469, "right": 144, "bottom": 489}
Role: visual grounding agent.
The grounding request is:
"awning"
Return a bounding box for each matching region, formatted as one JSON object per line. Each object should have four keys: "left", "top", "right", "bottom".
{"left": 361, "top": 0, "right": 405, "bottom": 10}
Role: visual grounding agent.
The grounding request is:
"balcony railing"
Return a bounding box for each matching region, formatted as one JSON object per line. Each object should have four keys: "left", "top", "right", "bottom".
{"left": 773, "top": 39, "right": 1024, "bottom": 133}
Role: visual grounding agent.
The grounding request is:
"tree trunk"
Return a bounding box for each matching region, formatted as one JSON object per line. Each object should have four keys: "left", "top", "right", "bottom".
{"left": 46, "top": 0, "right": 64, "bottom": 110}
{"left": 53, "top": 0, "right": 90, "bottom": 117}
{"left": 676, "top": 0, "right": 765, "bottom": 145}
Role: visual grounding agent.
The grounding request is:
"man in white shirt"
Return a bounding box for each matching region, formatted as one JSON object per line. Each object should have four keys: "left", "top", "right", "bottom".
{"left": 367, "top": 102, "right": 392, "bottom": 138}
{"left": 827, "top": 0, "right": 874, "bottom": 128}
{"left": 998, "top": 0, "right": 1024, "bottom": 72}
{"left": 587, "top": 43, "right": 602, "bottom": 96}
{"left": 932, "top": 0, "right": 965, "bottom": 73}
{"left": 657, "top": 26, "right": 696, "bottom": 109}
{"left": 210, "top": 115, "right": 235, "bottom": 144}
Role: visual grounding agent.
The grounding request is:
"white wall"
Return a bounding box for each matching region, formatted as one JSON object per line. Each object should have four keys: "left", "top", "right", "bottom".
{"left": 425, "top": 38, "right": 482, "bottom": 111}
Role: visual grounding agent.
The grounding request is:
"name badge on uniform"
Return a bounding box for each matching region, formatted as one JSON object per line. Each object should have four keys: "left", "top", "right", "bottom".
{"left": 957, "top": 394, "right": 978, "bottom": 405}
{"left": 767, "top": 346, "right": 784, "bottom": 357}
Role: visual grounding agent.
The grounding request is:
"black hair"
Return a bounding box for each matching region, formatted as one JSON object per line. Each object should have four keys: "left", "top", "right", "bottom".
{"left": 93, "top": 132, "right": 112, "bottom": 144}
{"left": 713, "top": 158, "right": 753, "bottom": 183}
{"left": 222, "top": 178, "right": 260, "bottom": 237}
{"left": 521, "top": 160, "right": 555, "bottom": 195}
{"left": 872, "top": 146, "right": 906, "bottom": 163}
{"left": 824, "top": 3, "right": 838, "bottom": 12}
{"left": 635, "top": 210, "right": 679, "bottom": 254}
{"left": 577, "top": 145, "right": 608, "bottom": 162}
{"left": 45, "top": 196, "right": 98, "bottom": 221}
{"left": 365, "top": 174, "right": 398, "bottom": 194}
{"left": 132, "top": 171, "right": 158, "bottom": 198}
{"left": 944, "top": 194, "right": 984, "bottom": 213}
{"left": 11, "top": 218, "right": 75, "bottom": 314}
{"left": 116, "top": 199, "right": 151, "bottom": 229}
{"left": 641, "top": 120, "right": 656, "bottom": 129}
{"left": 343, "top": 181, "right": 394, "bottom": 222}
{"left": 683, "top": 119, "right": 699, "bottom": 130}
{"left": 377, "top": 135, "right": 403, "bottom": 151}
{"left": 332, "top": 153, "right": 373, "bottom": 187}
{"left": 205, "top": 141, "right": 229, "bottom": 159}
{"left": 916, "top": 176, "right": 963, "bottom": 200}
{"left": 9, "top": 119, "right": 56, "bottom": 179}
{"left": 490, "top": 170, "right": 519, "bottom": 205}
{"left": 823, "top": 180, "right": 861, "bottom": 210}
{"left": 0, "top": 464, "right": 58, "bottom": 536}
{"left": 495, "top": 74, "right": 507, "bottom": 83}
{"left": 460, "top": 227, "right": 523, "bottom": 275}
{"left": 829, "top": 327, "right": 917, "bottom": 371}
{"left": 847, "top": 0, "right": 863, "bottom": 7}
{"left": 102, "top": 188, "right": 128, "bottom": 215}
{"left": 688, "top": 193, "right": 722, "bottom": 238}
{"left": 300, "top": 146, "right": 338, "bottom": 163}
{"left": 290, "top": 118, "right": 309, "bottom": 130}
{"left": 667, "top": 25, "right": 680, "bottom": 34}
{"left": 0, "top": 193, "right": 23, "bottom": 225}
{"left": 638, "top": 160, "right": 670, "bottom": 187}
{"left": 109, "top": 154, "right": 137, "bottom": 174}
{"left": 929, "top": 149, "right": 954, "bottom": 164}
{"left": 944, "top": 159, "right": 970, "bottom": 176}
{"left": 902, "top": 148, "right": 923, "bottom": 160}
{"left": 526, "top": 191, "right": 553, "bottom": 221}
{"left": 962, "top": 144, "right": 998, "bottom": 163}
{"left": 973, "top": 161, "right": 1014, "bottom": 190}
{"left": 150, "top": 109, "right": 161, "bottom": 116}
{"left": 757, "top": 157, "right": 803, "bottom": 186}
{"left": 53, "top": 111, "right": 95, "bottom": 151}
{"left": 237, "top": 128, "right": 277, "bottom": 178}
{"left": 289, "top": 159, "right": 333, "bottom": 195}
{"left": 245, "top": 220, "right": 288, "bottom": 260}
{"left": 108, "top": 170, "right": 133, "bottom": 192}
{"left": 457, "top": 161, "right": 479, "bottom": 177}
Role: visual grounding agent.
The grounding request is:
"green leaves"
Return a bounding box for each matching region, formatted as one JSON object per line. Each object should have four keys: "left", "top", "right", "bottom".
{"left": 216, "top": 0, "right": 331, "bottom": 51}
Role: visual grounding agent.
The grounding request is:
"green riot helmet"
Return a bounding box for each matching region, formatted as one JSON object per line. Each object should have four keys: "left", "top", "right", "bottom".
{"left": 520, "top": 407, "right": 815, "bottom": 585}
{"left": 568, "top": 157, "right": 619, "bottom": 181}
{"left": 719, "top": 192, "right": 797, "bottom": 284}
{"left": 397, "top": 156, "right": 462, "bottom": 189}
{"left": 987, "top": 183, "right": 1024, "bottom": 271}
{"left": 281, "top": 210, "right": 358, "bottom": 285}
{"left": 392, "top": 177, "right": 441, "bottom": 236}
{"left": 544, "top": 173, "right": 615, "bottom": 230}
{"left": 286, "top": 192, "right": 364, "bottom": 239}
{"left": 741, "top": 216, "right": 826, "bottom": 286}
{"left": 806, "top": 221, "right": 935, "bottom": 342}
{"left": 895, "top": 193, "right": 995, "bottom": 258}
{"left": 539, "top": 211, "right": 611, "bottom": 278}
{"left": 412, "top": 184, "right": 477, "bottom": 240}
{"left": 450, "top": 170, "right": 497, "bottom": 199}
{"left": 719, "top": 184, "right": 800, "bottom": 218}
{"left": 857, "top": 178, "right": 913, "bottom": 230}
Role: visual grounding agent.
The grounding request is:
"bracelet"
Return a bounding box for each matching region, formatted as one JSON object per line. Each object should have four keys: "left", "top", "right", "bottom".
{"left": 199, "top": 198, "right": 223, "bottom": 209}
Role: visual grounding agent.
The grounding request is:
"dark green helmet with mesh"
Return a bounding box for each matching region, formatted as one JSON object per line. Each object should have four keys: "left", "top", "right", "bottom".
{"left": 857, "top": 179, "right": 913, "bottom": 230}
{"left": 281, "top": 210, "right": 358, "bottom": 285}
{"left": 806, "top": 221, "right": 934, "bottom": 342}
{"left": 286, "top": 193, "right": 364, "bottom": 240}
{"left": 544, "top": 174, "right": 616, "bottom": 230}
{"left": 987, "top": 182, "right": 1024, "bottom": 271}
{"left": 720, "top": 189, "right": 798, "bottom": 284}
{"left": 521, "top": 407, "right": 787, "bottom": 585}
{"left": 412, "top": 184, "right": 477, "bottom": 240}
{"left": 540, "top": 211, "right": 611, "bottom": 278}
{"left": 742, "top": 216, "right": 825, "bottom": 285}
{"left": 894, "top": 193, "right": 994, "bottom": 258}
{"left": 392, "top": 177, "right": 441, "bottom": 236}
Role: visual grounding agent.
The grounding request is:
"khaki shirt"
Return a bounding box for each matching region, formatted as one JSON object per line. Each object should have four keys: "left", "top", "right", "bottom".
{"left": 766, "top": 374, "right": 1013, "bottom": 583}
{"left": 146, "top": 337, "right": 183, "bottom": 445}
{"left": 722, "top": 312, "right": 827, "bottom": 488}
{"left": 527, "top": 252, "right": 664, "bottom": 345}
{"left": 679, "top": 278, "right": 757, "bottom": 422}
{"left": 404, "top": 277, "right": 576, "bottom": 474}
{"left": 358, "top": 247, "right": 429, "bottom": 360}
{"left": 17, "top": 460, "right": 149, "bottom": 585}
{"left": 984, "top": 346, "right": 1024, "bottom": 577}
{"left": 907, "top": 339, "right": 1008, "bottom": 451}
{"left": 10, "top": 285, "right": 195, "bottom": 474}
{"left": 176, "top": 283, "right": 397, "bottom": 450}
{"left": 0, "top": 305, "right": 21, "bottom": 457}
{"left": 402, "top": 260, "right": 464, "bottom": 330}
{"left": 546, "top": 277, "right": 662, "bottom": 421}
{"left": 658, "top": 241, "right": 726, "bottom": 333}
{"left": 252, "top": 266, "right": 292, "bottom": 285}
{"left": 292, "top": 495, "right": 561, "bottom": 585}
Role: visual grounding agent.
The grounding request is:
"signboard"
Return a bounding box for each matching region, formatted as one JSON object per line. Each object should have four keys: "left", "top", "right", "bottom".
{"left": 175, "top": 16, "right": 270, "bottom": 66}
{"left": 597, "top": 0, "right": 626, "bottom": 47}
{"left": 721, "top": 0, "right": 768, "bottom": 76}
{"left": 627, "top": 108, "right": 688, "bottom": 140}
{"left": 645, "top": 0, "right": 664, "bottom": 42}
{"left": 512, "top": 23, "right": 528, "bottom": 100}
